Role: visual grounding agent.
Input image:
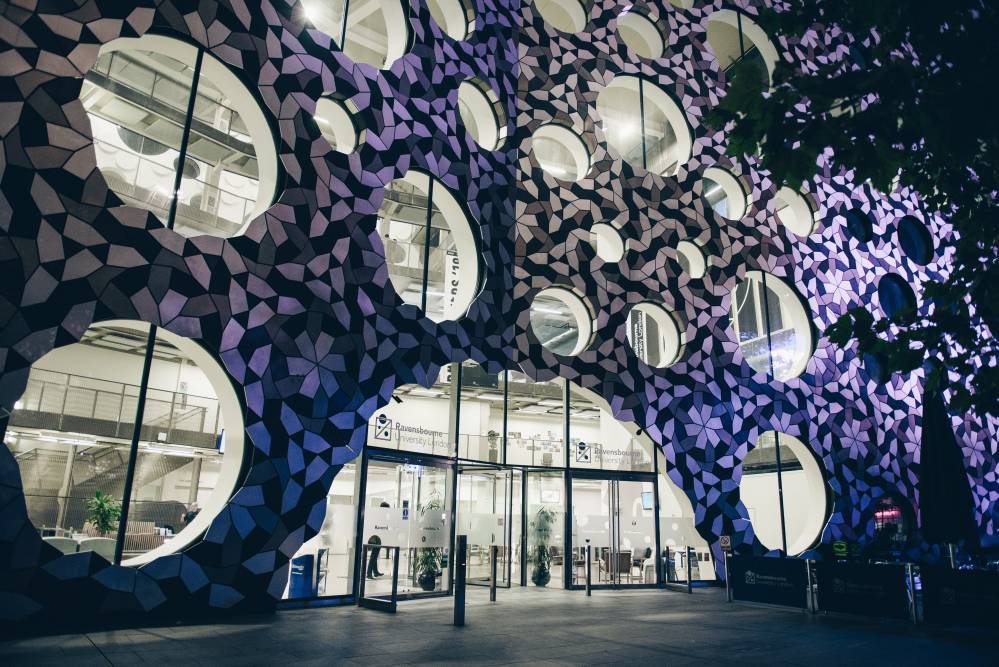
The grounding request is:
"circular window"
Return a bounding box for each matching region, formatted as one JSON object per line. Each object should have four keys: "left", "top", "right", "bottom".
{"left": 427, "top": 0, "right": 475, "bottom": 41}
{"left": 878, "top": 274, "right": 916, "bottom": 320}
{"left": 730, "top": 271, "right": 814, "bottom": 381}
{"left": 377, "top": 171, "right": 481, "bottom": 322}
{"left": 314, "top": 97, "right": 362, "bottom": 153}
{"left": 301, "top": 0, "right": 409, "bottom": 69}
{"left": 676, "top": 240, "right": 707, "bottom": 279}
{"left": 706, "top": 10, "right": 779, "bottom": 86}
{"left": 457, "top": 79, "right": 507, "bottom": 151}
{"left": 597, "top": 76, "right": 692, "bottom": 176}
{"left": 532, "top": 0, "right": 588, "bottom": 33}
{"left": 773, "top": 187, "right": 816, "bottom": 237}
{"left": 530, "top": 287, "right": 593, "bottom": 356}
{"left": 590, "top": 223, "right": 625, "bottom": 262}
{"left": 616, "top": 11, "right": 665, "bottom": 60}
{"left": 3, "top": 320, "right": 246, "bottom": 566}
{"left": 843, "top": 206, "right": 875, "bottom": 243}
{"left": 82, "top": 35, "right": 278, "bottom": 239}
{"left": 627, "top": 303, "right": 682, "bottom": 368}
{"left": 741, "top": 432, "right": 827, "bottom": 555}
{"left": 530, "top": 124, "right": 591, "bottom": 182}
{"left": 897, "top": 215, "right": 934, "bottom": 266}
{"left": 702, "top": 167, "right": 749, "bottom": 221}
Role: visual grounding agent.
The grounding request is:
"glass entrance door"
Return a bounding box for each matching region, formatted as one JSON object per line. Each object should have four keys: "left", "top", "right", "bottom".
{"left": 571, "top": 476, "right": 656, "bottom": 587}
{"left": 360, "top": 457, "right": 452, "bottom": 597}
{"left": 456, "top": 466, "right": 512, "bottom": 587}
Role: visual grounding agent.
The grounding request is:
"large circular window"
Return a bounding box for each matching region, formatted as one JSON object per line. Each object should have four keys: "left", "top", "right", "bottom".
{"left": 730, "top": 271, "right": 814, "bottom": 381}
{"left": 530, "top": 124, "right": 591, "bottom": 182}
{"left": 427, "top": 0, "right": 475, "bottom": 41}
{"left": 301, "top": 0, "right": 409, "bottom": 69}
{"left": 878, "top": 274, "right": 916, "bottom": 320}
{"left": 457, "top": 79, "right": 507, "bottom": 151}
{"left": 897, "top": 215, "right": 934, "bottom": 265}
{"left": 741, "top": 432, "right": 827, "bottom": 555}
{"left": 596, "top": 76, "right": 692, "bottom": 176}
{"left": 377, "top": 172, "right": 481, "bottom": 322}
{"left": 314, "top": 97, "right": 363, "bottom": 154}
{"left": 533, "top": 0, "right": 588, "bottom": 33}
{"left": 706, "top": 10, "right": 779, "bottom": 86}
{"left": 627, "top": 303, "right": 683, "bottom": 368}
{"left": 3, "top": 321, "right": 245, "bottom": 566}
{"left": 530, "top": 287, "right": 593, "bottom": 356}
{"left": 702, "top": 167, "right": 749, "bottom": 221}
{"left": 773, "top": 187, "right": 817, "bottom": 237}
{"left": 81, "top": 35, "right": 278, "bottom": 238}
{"left": 616, "top": 11, "right": 665, "bottom": 60}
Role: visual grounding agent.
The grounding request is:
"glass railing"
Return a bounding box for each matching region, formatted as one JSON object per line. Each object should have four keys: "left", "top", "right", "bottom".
{"left": 89, "top": 50, "right": 250, "bottom": 146}
{"left": 92, "top": 138, "right": 254, "bottom": 235}
{"left": 9, "top": 367, "right": 223, "bottom": 448}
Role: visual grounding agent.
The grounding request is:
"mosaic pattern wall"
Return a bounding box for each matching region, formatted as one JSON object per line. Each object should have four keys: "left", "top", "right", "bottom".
{"left": 0, "top": 0, "right": 995, "bottom": 625}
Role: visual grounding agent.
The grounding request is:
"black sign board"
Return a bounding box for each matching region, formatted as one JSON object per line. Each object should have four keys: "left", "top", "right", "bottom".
{"left": 921, "top": 567, "right": 999, "bottom": 626}
{"left": 814, "top": 562, "right": 909, "bottom": 619}
{"left": 729, "top": 556, "right": 809, "bottom": 609}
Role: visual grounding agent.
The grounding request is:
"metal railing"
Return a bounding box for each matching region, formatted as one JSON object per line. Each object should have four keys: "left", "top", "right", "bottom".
{"left": 89, "top": 50, "right": 251, "bottom": 145}
{"left": 10, "top": 368, "right": 223, "bottom": 448}
{"left": 92, "top": 137, "right": 254, "bottom": 234}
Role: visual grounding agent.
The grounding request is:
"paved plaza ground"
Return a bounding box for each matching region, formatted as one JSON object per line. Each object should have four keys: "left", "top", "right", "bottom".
{"left": 1, "top": 586, "right": 995, "bottom": 665}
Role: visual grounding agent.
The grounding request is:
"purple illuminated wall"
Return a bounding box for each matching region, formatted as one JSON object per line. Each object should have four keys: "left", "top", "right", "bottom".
{"left": 0, "top": 0, "right": 994, "bottom": 624}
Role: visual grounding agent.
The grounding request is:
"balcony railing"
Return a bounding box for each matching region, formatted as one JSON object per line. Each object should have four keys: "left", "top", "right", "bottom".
{"left": 92, "top": 137, "right": 254, "bottom": 235}
{"left": 10, "top": 368, "right": 223, "bottom": 449}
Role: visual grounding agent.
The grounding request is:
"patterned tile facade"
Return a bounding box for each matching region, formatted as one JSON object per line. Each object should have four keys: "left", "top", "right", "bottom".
{"left": 0, "top": 0, "right": 994, "bottom": 625}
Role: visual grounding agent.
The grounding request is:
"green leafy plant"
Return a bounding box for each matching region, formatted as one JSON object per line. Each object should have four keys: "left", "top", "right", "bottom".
{"left": 529, "top": 506, "right": 555, "bottom": 587}
{"left": 416, "top": 492, "right": 444, "bottom": 590}
{"left": 710, "top": 1, "right": 997, "bottom": 416}
{"left": 85, "top": 490, "right": 121, "bottom": 537}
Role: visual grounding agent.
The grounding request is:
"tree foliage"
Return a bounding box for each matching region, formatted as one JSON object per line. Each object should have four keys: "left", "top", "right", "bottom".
{"left": 710, "top": 1, "right": 998, "bottom": 416}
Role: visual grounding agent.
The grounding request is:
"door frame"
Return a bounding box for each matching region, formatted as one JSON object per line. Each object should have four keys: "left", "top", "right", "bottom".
{"left": 353, "top": 447, "right": 455, "bottom": 601}
{"left": 565, "top": 468, "right": 661, "bottom": 590}
{"left": 456, "top": 462, "right": 514, "bottom": 589}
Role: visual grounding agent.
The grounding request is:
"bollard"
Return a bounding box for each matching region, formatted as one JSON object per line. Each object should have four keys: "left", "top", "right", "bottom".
{"left": 454, "top": 535, "right": 467, "bottom": 627}
{"left": 686, "top": 546, "right": 693, "bottom": 594}
{"left": 586, "top": 543, "right": 592, "bottom": 596}
{"left": 724, "top": 552, "right": 732, "bottom": 602}
{"left": 489, "top": 544, "right": 498, "bottom": 603}
{"left": 805, "top": 560, "right": 816, "bottom": 613}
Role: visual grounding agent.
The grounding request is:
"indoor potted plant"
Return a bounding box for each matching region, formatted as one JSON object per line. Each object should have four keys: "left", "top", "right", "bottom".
{"left": 85, "top": 490, "right": 121, "bottom": 537}
{"left": 486, "top": 429, "right": 500, "bottom": 463}
{"left": 416, "top": 492, "right": 444, "bottom": 591}
{"left": 529, "top": 506, "right": 555, "bottom": 587}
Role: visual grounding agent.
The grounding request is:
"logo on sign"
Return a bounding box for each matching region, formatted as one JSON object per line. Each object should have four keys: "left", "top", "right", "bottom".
{"left": 374, "top": 413, "right": 392, "bottom": 440}
{"left": 575, "top": 441, "right": 592, "bottom": 463}
{"left": 744, "top": 570, "right": 757, "bottom": 585}
{"left": 720, "top": 535, "right": 732, "bottom": 551}
{"left": 832, "top": 577, "right": 846, "bottom": 594}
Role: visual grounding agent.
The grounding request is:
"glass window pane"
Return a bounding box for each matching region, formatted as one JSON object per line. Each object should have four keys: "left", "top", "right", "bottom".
{"left": 457, "top": 362, "right": 505, "bottom": 462}
{"left": 367, "top": 365, "right": 457, "bottom": 457}
{"left": 82, "top": 48, "right": 194, "bottom": 227}
{"left": 362, "top": 460, "right": 452, "bottom": 595}
{"left": 505, "top": 372, "right": 564, "bottom": 467}
{"left": 526, "top": 471, "right": 564, "bottom": 588}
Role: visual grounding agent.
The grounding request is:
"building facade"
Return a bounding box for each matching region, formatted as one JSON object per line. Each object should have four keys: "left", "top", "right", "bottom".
{"left": 0, "top": 0, "right": 995, "bottom": 624}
